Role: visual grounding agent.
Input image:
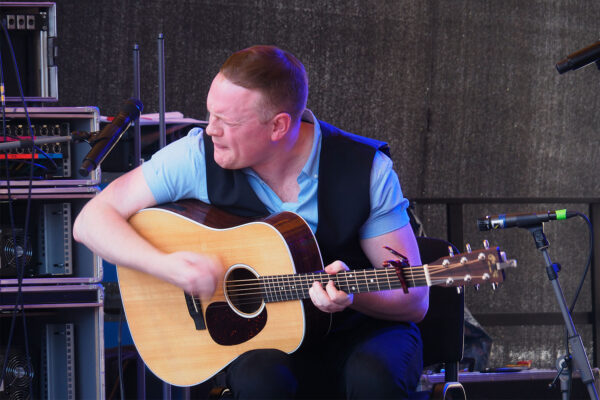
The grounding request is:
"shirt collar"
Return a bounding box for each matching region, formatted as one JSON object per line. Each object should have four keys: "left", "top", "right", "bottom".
{"left": 300, "top": 109, "right": 321, "bottom": 180}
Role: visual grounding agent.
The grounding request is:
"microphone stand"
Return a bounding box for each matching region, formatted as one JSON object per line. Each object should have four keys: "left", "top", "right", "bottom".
{"left": 526, "top": 223, "right": 598, "bottom": 400}
{"left": 133, "top": 43, "right": 142, "bottom": 168}
{"left": 156, "top": 32, "right": 173, "bottom": 400}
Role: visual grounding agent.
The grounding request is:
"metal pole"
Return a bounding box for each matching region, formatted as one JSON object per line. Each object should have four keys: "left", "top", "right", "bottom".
{"left": 157, "top": 32, "right": 171, "bottom": 400}
{"left": 528, "top": 225, "right": 599, "bottom": 400}
{"left": 157, "top": 33, "right": 166, "bottom": 149}
{"left": 133, "top": 43, "right": 142, "bottom": 167}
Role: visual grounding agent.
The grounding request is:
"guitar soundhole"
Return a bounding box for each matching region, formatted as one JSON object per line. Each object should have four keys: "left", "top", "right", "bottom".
{"left": 225, "top": 265, "right": 264, "bottom": 317}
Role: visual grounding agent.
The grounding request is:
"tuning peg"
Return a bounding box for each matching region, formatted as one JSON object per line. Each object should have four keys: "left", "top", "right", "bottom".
{"left": 497, "top": 259, "right": 517, "bottom": 271}
{"left": 482, "top": 273, "right": 490, "bottom": 281}
{"left": 483, "top": 239, "right": 490, "bottom": 249}
{"left": 442, "top": 259, "right": 450, "bottom": 267}
{"left": 491, "top": 282, "right": 499, "bottom": 290}
{"left": 465, "top": 243, "right": 472, "bottom": 253}
{"left": 463, "top": 274, "right": 472, "bottom": 283}
{"left": 445, "top": 277, "right": 454, "bottom": 286}
{"left": 448, "top": 246, "right": 455, "bottom": 257}
{"left": 474, "top": 284, "right": 480, "bottom": 291}
{"left": 456, "top": 287, "right": 462, "bottom": 294}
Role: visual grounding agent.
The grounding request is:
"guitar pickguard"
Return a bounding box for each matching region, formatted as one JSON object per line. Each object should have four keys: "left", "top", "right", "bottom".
{"left": 205, "top": 302, "right": 267, "bottom": 346}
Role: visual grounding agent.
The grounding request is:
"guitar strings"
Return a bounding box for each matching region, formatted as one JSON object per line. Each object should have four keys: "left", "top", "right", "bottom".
{"left": 212, "top": 273, "right": 488, "bottom": 308}
{"left": 220, "top": 264, "right": 467, "bottom": 282}
{"left": 201, "top": 261, "right": 489, "bottom": 309}
{"left": 202, "top": 267, "right": 489, "bottom": 302}
{"left": 222, "top": 269, "right": 477, "bottom": 295}
{"left": 224, "top": 274, "right": 416, "bottom": 293}
{"left": 201, "top": 274, "right": 488, "bottom": 309}
{"left": 221, "top": 264, "right": 458, "bottom": 287}
{"left": 221, "top": 264, "right": 474, "bottom": 292}
{"left": 222, "top": 269, "right": 414, "bottom": 304}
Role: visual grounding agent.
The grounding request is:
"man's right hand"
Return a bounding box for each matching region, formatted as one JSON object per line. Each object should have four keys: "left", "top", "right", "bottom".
{"left": 73, "top": 166, "right": 224, "bottom": 302}
{"left": 158, "top": 251, "right": 224, "bottom": 301}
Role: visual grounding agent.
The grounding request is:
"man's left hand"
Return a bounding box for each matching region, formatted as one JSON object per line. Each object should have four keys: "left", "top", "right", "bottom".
{"left": 308, "top": 260, "right": 354, "bottom": 313}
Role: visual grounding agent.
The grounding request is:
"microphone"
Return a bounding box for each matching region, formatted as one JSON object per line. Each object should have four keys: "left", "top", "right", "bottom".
{"left": 477, "top": 209, "right": 577, "bottom": 231}
{"left": 556, "top": 40, "right": 600, "bottom": 74}
{"left": 79, "top": 98, "right": 143, "bottom": 176}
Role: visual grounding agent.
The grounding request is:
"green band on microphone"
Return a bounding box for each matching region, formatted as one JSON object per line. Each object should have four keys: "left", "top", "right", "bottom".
{"left": 556, "top": 209, "right": 567, "bottom": 220}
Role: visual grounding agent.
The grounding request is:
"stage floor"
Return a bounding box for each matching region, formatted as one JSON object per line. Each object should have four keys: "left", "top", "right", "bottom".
{"left": 418, "top": 368, "right": 600, "bottom": 399}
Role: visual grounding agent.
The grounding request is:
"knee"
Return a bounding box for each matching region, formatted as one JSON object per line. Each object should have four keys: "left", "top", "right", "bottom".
{"left": 345, "top": 351, "right": 404, "bottom": 398}
{"left": 344, "top": 349, "right": 421, "bottom": 399}
{"left": 226, "top": 349, "right": 298, "bottom": 399}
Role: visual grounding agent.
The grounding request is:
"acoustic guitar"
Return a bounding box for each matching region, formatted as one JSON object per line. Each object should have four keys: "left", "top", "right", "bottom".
{"left": 117, "top": 199, "right": 515, "bottom": 386}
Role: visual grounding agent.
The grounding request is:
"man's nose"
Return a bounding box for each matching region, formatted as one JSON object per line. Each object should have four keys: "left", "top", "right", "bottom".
{"left": 205, "top": 121, "right": 221, "bottom": 136}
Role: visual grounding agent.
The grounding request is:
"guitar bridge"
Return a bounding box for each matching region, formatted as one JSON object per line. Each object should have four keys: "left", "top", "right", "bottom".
{"left": 184, "top": 293, "right": 206, "bottom": 330}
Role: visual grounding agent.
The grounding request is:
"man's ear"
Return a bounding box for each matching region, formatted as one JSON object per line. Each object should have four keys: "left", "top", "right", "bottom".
{"left": 270, "top": 112, "right": 292, "bottom": 141}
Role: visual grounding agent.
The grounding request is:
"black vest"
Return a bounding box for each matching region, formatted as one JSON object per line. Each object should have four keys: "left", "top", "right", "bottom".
{"left": 204, "top": 120, "right": 390, "bottom": 270}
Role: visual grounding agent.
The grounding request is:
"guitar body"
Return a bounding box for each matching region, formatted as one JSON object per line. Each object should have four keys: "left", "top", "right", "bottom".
{"left": 117, "top": 200, "right": 329, "bottom": 386}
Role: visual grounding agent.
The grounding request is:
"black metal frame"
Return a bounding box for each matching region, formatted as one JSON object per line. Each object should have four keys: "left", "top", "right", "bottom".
{"left": 411, "top": 197, "right": 600, "bottom": 367}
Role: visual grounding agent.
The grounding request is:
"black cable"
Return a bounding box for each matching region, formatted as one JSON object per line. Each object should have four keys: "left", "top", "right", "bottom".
{"left": 118, "top": 307, "right": 125, "bottom": 400}
{"left": 0, "top": 19, "right": 36, "bottom": 398}
{"left": 557, "top": 212, "right": 593, "bottom": 400}
{"left": 3, "top": 135, "right": 61, "bottom": 173}
{"left": 569, "top": 212, "right": 593, "bottom": 313}
{"left": 0, "top": 20, "right": 19, "bottom": 394}
{"left": 5, "top": 157, "right": 49, "bottom": 173}
{"left": 30, "top": 144, "right": 59, "bottom": 173}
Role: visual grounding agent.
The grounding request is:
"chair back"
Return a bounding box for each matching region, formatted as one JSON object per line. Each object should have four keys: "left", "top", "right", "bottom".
{"left": 416, "top": 237, "right": 465, "bottom": 381}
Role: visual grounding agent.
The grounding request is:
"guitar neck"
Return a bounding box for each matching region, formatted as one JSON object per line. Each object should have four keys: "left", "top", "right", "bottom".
{"left": 259, "top": 267, "right": 427, "bottom": 303}
{"left": 226, "top": 247, "right": 511, "bottom": 305}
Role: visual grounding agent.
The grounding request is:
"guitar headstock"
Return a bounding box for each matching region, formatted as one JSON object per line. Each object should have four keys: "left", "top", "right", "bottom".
{"left": 427, "top": 243, "right": 516, "bottom": 292}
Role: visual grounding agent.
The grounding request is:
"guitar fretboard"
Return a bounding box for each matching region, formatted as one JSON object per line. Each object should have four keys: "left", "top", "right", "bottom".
{"left": 258, "top": 267, "right": 428, "bottom": 303}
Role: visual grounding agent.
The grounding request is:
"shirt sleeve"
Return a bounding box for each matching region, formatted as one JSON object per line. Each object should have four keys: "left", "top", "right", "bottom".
{"left": 141, "top": 127, "right": 210, "bottom": 204}
{"left": 359, "top": 150, "right": 411, "bottom": 239}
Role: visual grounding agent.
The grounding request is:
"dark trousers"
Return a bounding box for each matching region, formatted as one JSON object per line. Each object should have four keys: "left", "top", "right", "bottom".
{"left": 224, "top": 316, "right": 423, "bottom": 399}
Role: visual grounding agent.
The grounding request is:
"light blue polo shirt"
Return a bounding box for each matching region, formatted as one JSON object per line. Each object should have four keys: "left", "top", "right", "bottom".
{"left": 141, "top": 110, "right": 410, "bottom": 239}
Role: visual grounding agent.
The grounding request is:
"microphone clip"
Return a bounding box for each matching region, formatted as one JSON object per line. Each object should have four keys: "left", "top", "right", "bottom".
{"left": 71, "top": 130, "right": 96, "bottom": 143}
{"left": 71, "top": 130, "right": 116, "bottom": 146}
